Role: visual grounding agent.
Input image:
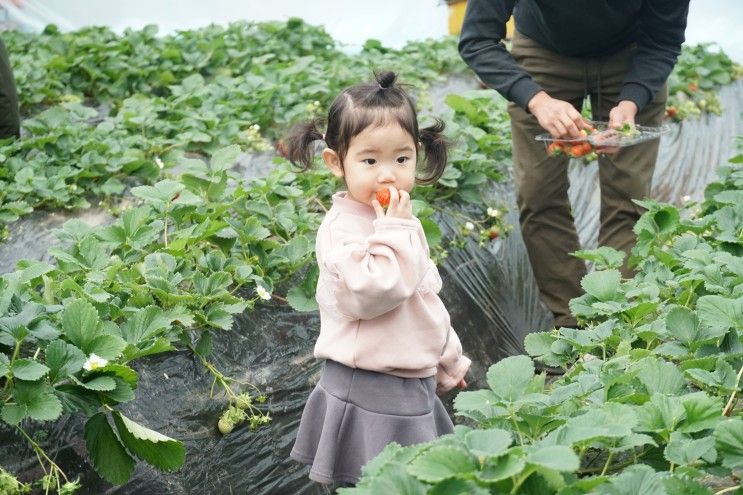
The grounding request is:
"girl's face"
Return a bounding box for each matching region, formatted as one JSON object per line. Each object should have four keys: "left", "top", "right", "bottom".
{"left": 322, "top": 122, "right": 417, "bottom": 206}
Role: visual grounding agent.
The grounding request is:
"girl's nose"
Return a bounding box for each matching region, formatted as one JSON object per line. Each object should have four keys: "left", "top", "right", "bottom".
{"left": 378, "top": 165, "right": 395, "bottom": 182}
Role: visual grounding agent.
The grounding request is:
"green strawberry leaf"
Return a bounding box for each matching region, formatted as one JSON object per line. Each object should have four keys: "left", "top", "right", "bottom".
{"left": 26, "top": 391, "right": 63, "bottom": 422}
{"left": 476, "top": 453, "right": 527, "bottom": 483}
{"left": 486, "top": 355, "right": 535, "bottom": 402}
{"left": 527, "top": 445, "right": 580, "bottom": 472}
{"left": 407, "top": 446, "right": 476, "bottom": 483}
{"left": 464, "top": 428, "right": 512, "bottom": 458}
{"left": 581, "top": 270, "right": 622, "bottom": 301}
{"left": 0, "top": 353, "right": 9, "bottom": 377}
{"left": 715, "top": 418, "right": 743, "bottom": 469}
{"left": 1, "top": 403, "right": 28, "bottom": 425}
{"left": 112, "top": 411, "right": 185, "bottom": 471}
{"left": 73, "top": 375, "right": 117, "bottom": 391}
{"left": 428, "top": 479, "right": 489, "bottom": 495}
{"left": 85, "top": 413, "right": 136, "bottom": 485}
{"left": 286, "top": 286, "right": 319, "bottom": 312}
{"left": 11, "top": 359, "right": 49, "bottom": 381}
{"left": 45, "top": 340, "right": 86, "bottom": 384}
{"left": 121, "top": 306, "right": 172, "bottom": 345}
{"left": 596, "top": 465, "right": 665, "bottom": 495}
{"left": 696, "top": 295, "right": 743, "bottom": 333}
{"left": 86, "top": 333, "right": 127, "bottom": 361}
{"left": 62, "top": 299, "right": 100, "bottom": 351}
{"left": 210, "top": 144, "right": 241, "bottom": 172}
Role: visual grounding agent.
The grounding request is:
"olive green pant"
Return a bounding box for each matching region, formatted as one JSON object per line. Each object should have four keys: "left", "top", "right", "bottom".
{"left": 507, "top": 31, "right": 667, "bottom": 327}
{"left": 0, "top": 37, "right": 20, "bottom": 139}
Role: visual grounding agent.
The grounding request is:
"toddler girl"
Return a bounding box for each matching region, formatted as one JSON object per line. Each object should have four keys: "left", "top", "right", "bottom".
{"left": 287, "top": 71, "right": 471, "bottom": 487}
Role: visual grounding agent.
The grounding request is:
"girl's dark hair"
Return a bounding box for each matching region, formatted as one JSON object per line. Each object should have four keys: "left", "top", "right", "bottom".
{"left": 284, "top": 71, "right": 449, "bottom": 185}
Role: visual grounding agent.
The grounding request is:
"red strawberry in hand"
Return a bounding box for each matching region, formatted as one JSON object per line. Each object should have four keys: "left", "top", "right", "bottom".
{"left": 375, "top": 188, "right": 391, "bottom": 207}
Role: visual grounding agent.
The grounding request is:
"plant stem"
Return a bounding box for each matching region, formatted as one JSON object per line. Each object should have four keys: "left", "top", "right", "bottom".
{"left": 163, "top": 214, "right": 169, "bottom": 247}
{"left": 683, "top": 281, "right": 699, "bottom": 307}
{"left": 510, "top": 411, "right": 525, "bottom": 446}
{"left": 509, "top": 467, "right": 535, "bottom": 495}
{"left": 3, "top": 340, "right": 22, "bottom": 395}
{"left": 722, "top": 362, "right": 743, "bottom": 416}
{"left": 715, "top": 487, "right": 741, "bottom": 495}
{"left": 10, "top": 339, "right": 21, "bottom": 364}
{"left": 17, "top": 425, "right": 70, "bottom": 484}
{"left": 600, "top": 450, "right": 614, "bottom": 476}
{"left": 271, "top": 294, "right": 288, "bottom": 304}
{"left": 312, "top": 197, "right": 328, "bottom": 213}
{"left": 189, "top": 345, "right": 236, "bottom": 401}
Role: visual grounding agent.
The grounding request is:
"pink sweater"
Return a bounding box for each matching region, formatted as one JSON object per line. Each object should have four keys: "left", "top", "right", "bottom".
{"left": 313, "top": 192, "right": 471, "bottom": 392}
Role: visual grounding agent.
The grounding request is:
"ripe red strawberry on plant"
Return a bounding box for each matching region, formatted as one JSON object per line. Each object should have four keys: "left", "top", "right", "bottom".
{"left": 375, "top": 188, "right": 391, "bottom": 207}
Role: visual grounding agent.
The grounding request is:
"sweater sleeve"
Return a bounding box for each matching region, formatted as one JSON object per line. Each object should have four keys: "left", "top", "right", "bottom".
{"left": 618, "top": 0, "right": 689, "bottom": 111}
{"left": 436, "top": 327, "right": 471, "bottom": 393}
{"left": 458, "top": 0, "right": 542, "bottom": 111}
{"left": 321, "top": 216, "right": 430, "bottom": 321}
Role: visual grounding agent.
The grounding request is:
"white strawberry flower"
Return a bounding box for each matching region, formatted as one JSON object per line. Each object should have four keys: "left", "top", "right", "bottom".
{"left": 465, "top": 222, "right": 475, "bottom": 231}
{"left": 487, "top": 207, "right": 501, "bottom": 218}
{"left": 83, "top": 353, "right": 108, "bottom": 371}
{"left": 256, "top": 286, "right": 271, "bottom": 301}
{"left": 155, "top": 157, "right": 165, "bottom": 169}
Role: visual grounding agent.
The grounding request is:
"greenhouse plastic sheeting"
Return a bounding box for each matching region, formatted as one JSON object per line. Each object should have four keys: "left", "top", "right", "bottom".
{"left": 1, "top": 80, "right": 742, "bottom": 494}
{"left": 0, "top": 0, "right": 448, "bottom": 52}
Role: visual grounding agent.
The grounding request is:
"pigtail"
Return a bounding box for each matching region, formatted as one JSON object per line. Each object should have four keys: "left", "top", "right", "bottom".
{"left": 284, "top": 118, "right": 325, "bottom": 170}
{"left": 417, "top": 119, "right": 450, "bottom": 185}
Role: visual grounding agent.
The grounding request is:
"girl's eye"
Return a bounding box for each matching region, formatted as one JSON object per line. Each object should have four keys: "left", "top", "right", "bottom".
{"left": 397, "top": 156, "right": 409, "bottom": 164}
{"left": 363, "top": 158, "right": 376, "bottom": 165}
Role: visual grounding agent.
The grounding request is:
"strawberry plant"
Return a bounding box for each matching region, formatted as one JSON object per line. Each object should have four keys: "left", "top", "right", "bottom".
{"left": 0, "top": 21, "right": 470, "bottom": 236}
{"left": 665, "top": 43, "right": 743, "bottom": 121}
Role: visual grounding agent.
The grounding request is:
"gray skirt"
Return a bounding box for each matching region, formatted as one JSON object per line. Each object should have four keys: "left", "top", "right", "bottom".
{"left": 290, "top": 360, "right": 454, "bottom": 485}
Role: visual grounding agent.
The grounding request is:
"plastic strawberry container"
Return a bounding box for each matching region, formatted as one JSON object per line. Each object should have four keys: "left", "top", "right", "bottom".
{"left": 535, "top": 120, "right": 670, "bottom": 156}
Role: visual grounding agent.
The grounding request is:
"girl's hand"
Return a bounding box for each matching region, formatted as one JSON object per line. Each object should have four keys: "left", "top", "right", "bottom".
{"left": 457, "top": 378, "right": 467, "bottom": 389}
{"left": 372, "top": 186, "right": 412, "bottom": 220}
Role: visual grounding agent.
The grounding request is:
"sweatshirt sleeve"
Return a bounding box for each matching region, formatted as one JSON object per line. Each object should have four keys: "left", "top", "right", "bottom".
{"left": 458, "top": 0, "right": 542, "bottom": 111}
{"left": 321, "top": 216, "right": 430, "bottom": 320}
{"left": 618, "top": 0, "right": 689, "bottom": 111}
{"left": 436, "top": 327, "right": 471, "bottom": 393}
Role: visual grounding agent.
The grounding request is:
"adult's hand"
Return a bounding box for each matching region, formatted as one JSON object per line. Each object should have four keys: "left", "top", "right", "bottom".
{"left": 595, "top": 100, "right": 639, "bottom": 155}
{"left": 608, "top": 100, "right": 638, "bottom": 128}
{"left": 527, "top": 91, "right": 585, "bottom": 138}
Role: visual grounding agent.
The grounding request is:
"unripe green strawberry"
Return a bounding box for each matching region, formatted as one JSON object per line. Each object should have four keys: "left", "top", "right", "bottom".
{"left": 227, "top": 405, "right": 247, "bottom": 422}
{"left": 218, "top": 415, "right": 235, "bottom": 435}
{"left": 235, "top": 393, "right": 252, "bottom": 410}
{"left": 0, "top": 468, "right": 22, "bottom": 493}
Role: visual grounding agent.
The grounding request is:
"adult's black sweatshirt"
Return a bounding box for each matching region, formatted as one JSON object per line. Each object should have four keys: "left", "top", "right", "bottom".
{"left": 458, "top": 0, "right": 689, "bottom": 112}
